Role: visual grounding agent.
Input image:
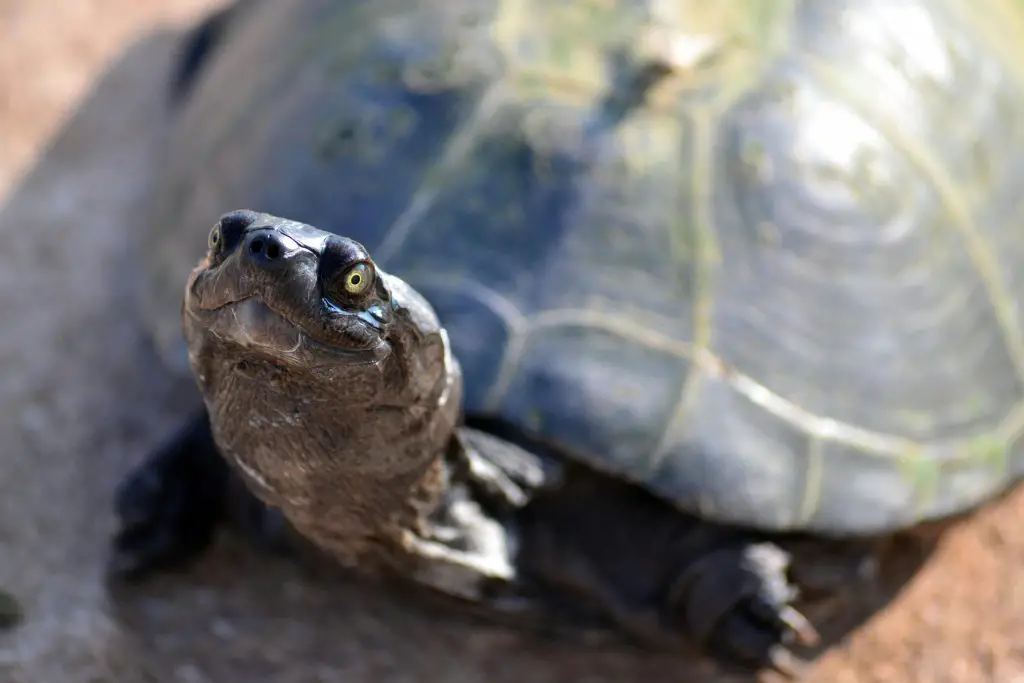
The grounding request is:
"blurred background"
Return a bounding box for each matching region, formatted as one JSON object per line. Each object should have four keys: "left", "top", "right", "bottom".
{"left": 0, "top": 1, "right": 1021, "bottom": 682}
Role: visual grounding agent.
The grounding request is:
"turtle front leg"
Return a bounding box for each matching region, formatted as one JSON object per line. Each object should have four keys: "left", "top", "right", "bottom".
{"left": 431, "top": 425, "right": 880, "bottom": 676}
{"left": 108, "top": 409, "right": 290, "bottom": 579}
{"left": 513, "top": 471, "right": 888, "bottom": 676}
{"left": 397, "top": 427, "right": 557, "bottom": 603}
{"left": 508, "top": 474, "right": 819, "bottom": 676}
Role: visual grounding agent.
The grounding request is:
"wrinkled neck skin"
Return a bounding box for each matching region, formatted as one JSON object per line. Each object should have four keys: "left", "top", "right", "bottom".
{"left": 183, "top": 275, "right": 463, "bottom": 564}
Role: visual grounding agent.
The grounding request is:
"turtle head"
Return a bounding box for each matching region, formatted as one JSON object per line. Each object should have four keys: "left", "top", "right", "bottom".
{"left": 184, "top": 209, "right": 395, "bottom": 371}
{"left": 180, "top": 210, "right": 460, "bottom": 519}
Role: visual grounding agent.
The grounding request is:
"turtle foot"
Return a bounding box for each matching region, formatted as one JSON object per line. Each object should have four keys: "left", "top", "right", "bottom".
{"left": 670, "top": 541, "right": 818, "bottom": 678}
{"left": 108, "top": 412, "right": 228, "bottom": 580}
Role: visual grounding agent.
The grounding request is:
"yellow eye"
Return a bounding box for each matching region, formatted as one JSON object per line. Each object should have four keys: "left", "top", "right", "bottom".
{"left": 208, "top": 225, "right": 222, "bottom": 252}
{"left": 343, "top": 262, "right": 372, "bottom": 294}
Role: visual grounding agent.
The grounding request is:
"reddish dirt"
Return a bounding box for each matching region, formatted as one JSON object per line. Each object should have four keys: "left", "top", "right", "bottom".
{"left": 0, "top": 2, "right": 1020, "bottom": 683}
{"left": 0, "top": 0, "right": 218, "bottom": 190}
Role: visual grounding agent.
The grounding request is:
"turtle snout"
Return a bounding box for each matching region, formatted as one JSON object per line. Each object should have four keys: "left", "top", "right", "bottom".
{"left": 207, "top": 210, "right": 303, "bottom": 271}
{"left": 189, "top": 213, "right": 316, "bottom": 315}
{"left": 241, "top": 228, "right": 301, "bottom": 271}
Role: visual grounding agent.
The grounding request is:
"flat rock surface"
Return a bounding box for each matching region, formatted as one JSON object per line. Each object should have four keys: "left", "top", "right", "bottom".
{"left": 0, "top": 2, "right": 1021, "bottom": 682}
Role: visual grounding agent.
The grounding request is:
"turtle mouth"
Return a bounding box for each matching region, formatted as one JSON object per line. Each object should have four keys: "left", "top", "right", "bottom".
{"left": 217, "top": 297, "right": 305, "bottom": 355}
{"left": 186, "top": 288, "right": 388, "bottom": 366}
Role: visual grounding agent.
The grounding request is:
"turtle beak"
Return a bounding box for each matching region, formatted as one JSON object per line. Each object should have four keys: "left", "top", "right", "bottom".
{"left": 182, "top": 211, "right": 321, "bottom": 357}
{"left": 189, "top": 224, "right": 310, "bottom": 312}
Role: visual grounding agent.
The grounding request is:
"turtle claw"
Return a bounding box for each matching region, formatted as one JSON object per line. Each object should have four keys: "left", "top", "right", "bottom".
{"left": 670, "top": 541, "right": 816, "bottom": 677}
{"left": 707, "top": 605, "right": 812, "bottom": 678}
{"left": 776, "top": 606, "right": 819, "bottom": 647}
{"left": 767, "top": 644, "right": 807, "bottom": 679}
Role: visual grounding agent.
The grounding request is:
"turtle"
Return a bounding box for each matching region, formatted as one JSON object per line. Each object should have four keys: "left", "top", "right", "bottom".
{"left": 109, "top": 0, "right": 1024, "bottom": 676}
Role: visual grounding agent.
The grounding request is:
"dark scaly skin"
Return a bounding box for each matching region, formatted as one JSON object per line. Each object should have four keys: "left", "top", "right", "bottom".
{"left": 111, "top": 211, "right": 877, "bottom": 676}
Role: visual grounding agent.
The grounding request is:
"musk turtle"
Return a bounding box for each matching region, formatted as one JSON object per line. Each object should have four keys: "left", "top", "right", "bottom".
{"left": 110, "top": 0, "right": 1024, "bottom": 675}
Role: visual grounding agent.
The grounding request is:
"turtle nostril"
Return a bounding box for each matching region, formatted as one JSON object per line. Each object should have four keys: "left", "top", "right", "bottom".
{"left": 246, "top": 233, "right": 286, "bottom": 265}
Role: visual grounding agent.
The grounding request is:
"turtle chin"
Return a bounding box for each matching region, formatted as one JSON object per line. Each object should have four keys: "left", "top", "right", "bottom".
{"left": 215, "top": 297, "right": 305, "bottom": 357}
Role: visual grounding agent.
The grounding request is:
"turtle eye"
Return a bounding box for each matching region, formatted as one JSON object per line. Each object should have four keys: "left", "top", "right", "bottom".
{"left": 341, "top": 262, "right": 373, "bottom": 295}
{"left": 320, "top": 237, "right": 376, "bottom": 305}
{"left": 207, "top": 224, "right": 222, "bottom": 254}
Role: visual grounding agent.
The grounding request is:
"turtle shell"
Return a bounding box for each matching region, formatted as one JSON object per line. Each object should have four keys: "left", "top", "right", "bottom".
{"left": 143, "top": 0, "right": 1024, "bottom": 535}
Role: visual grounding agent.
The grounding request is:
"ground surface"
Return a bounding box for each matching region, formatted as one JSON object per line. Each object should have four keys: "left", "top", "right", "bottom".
{"left": 0, "top": 2, "right": 1021, "bottom": 683}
